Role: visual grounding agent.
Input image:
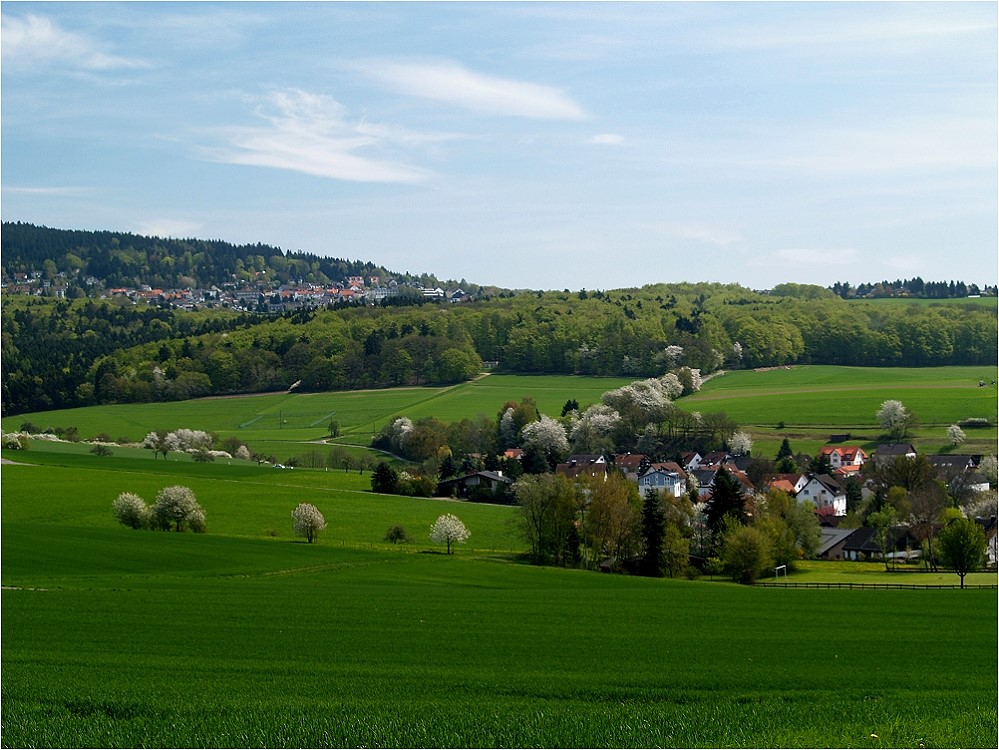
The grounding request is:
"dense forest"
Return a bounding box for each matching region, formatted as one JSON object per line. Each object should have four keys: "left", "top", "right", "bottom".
{"left": 0, "top": 222, "right": 483, "bottom": 293}
{"left": 3, "top": 280, "right": 996, "bottom": 417}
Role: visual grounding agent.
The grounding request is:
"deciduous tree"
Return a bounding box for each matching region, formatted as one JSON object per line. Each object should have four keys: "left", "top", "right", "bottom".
{"left": 292, "top": 502, "right": 326, "bottom": 544}
{"left": 514, "top": 473, "right": 578, "bottom": 566}
{"left": 937, "top": 517, "right": 988, "bottom": 588}
{"left": 112, "top": 492, "right": 150, "bottom": 530}
{"left": 519, "top": 414, "right": 569, "bottom": 473}
{"left": 876, "top": 399, "right": 914, "bottom": 440}
{"left": 152, "top": 485, "right": 204, "bottom": 532}
{"left": 946, "top": 424, "right": 966, "bottom": 447}
{"left": 721, "top": 523, "right": 772, "bottom": 584}
{"left": 430, "top": 513, "right": 470, "bottom": 554}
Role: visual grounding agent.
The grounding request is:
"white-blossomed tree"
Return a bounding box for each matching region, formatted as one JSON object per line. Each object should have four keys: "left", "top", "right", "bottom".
{"left": 430, "top": 513, "right": 470, "bottom": 554}
{"left": 292, "top": 502, "right": 327, "bottom": 544}
{"left": 876, "top": 399, "right": 914, "bottom": 441}
{"left": 152, "top": 485, "right": 205, "bottom": 532}
{"left": 112, "top": 492, "right": 151, "bottom": 529}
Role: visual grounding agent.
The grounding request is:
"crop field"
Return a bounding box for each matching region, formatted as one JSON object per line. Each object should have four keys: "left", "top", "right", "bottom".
{"left": 2, "top": 450, "right": 997, "bottom": 748}
{"left": 680, "top": 366, "right": 998, "bottom": 456}
{"left": 1, "top": 374, "right": 634, "bottom": 448}
{"left": 5, "top": 366, "right": 996, "bottom": 459}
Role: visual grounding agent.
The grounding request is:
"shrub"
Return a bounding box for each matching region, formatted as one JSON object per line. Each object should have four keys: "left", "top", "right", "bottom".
{"left": 2, "top": 433, "right": 30, "bottom": 450}
{"left": 384, "top": 525, "right": 411, "bottom": 544}
{"left": 721, "top": 525, "right": 773, "bottom": 584}
{"left": 187, "top": 507, "right": 207, "bottom": 534}
{"left": 90, "top": 444, "right": 113, "bottom": 457}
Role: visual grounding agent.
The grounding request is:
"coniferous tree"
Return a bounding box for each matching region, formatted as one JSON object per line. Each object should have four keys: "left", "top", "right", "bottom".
{"left": 705, "top": 467, "right": 747, "bottom": 539}
{"left": 640, "top": 488, "right": 666, "bottom": 577}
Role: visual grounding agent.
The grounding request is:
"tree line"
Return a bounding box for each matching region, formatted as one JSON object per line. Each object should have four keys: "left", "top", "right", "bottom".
{"left": 4, "top": 278, "right": 997, "bottom": 415}
{"left": 831, "top": 277, "right": 996, "bottom": 300}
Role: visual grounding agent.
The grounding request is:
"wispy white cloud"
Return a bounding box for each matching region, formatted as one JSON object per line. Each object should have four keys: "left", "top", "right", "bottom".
{"left": 2, "top": 185, "right": 90, "bottom": 196}
{"left": 588, "top": 133, "right": 624, "bottom": 146}
{"left": 703, "top": 10, "right": 996, "bottom": 56}
{"left": 134, "top": 219, "right": 203, "bottom": 239}
{"left": 202, "top": 89, "right": 434, "bottom": 183}
{"left": 356, "top": 59, "right": 588, "bottom": 120}
{"left": 1, "top": 14, "right": 146, "bottom": 71}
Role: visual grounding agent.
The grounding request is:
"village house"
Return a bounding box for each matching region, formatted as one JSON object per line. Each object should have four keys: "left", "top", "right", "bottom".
{"left": 764, "top": 473, "right": 810, "bottom": 495}
{"left": 613, "top": 453, "right": 649, "bottom": 483}
{"left": 637, "top": 464, "right": 686, "bottom": 498}
{"left": 680, "top": 451, "right": 702, "bottom": 472}
{"left": 437, "top": 470, "right": 513, "bottom": 500}
{"left": 874, "top": 443, "right": 917, "bottom": 465}
{"left": 817, "top": 445, "right": 867, "bottom": 468}
{"left": 556, "top": 455, "right": 609, "bottom": 481}
{"left": 796, "top": 474, "right": 847, "bottom": 516}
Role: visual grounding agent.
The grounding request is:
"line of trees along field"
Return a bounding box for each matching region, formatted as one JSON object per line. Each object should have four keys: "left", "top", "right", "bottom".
{"left": 3, "top": 281, "right": 996, "bottom": 415}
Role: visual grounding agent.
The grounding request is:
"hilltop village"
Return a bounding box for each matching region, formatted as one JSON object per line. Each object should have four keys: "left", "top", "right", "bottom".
{"left": 1, "top": 270, "right": 471, "bottom": 311}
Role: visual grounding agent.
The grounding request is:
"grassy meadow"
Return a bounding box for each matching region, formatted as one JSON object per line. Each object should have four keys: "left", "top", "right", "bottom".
{"left": 3, "top": 366, "right": 996, "bottom": 464}
{"left": 0, "top": 438, "right": 997, "bottom": 747}
{"left": 3, "top": 364, "right": 997, "bottom": 747}
{"left": 3, "top": 451, "right": 997, "bottom": 748}
{"left": 681, "top": 365, "right": 998, "bottom": 457}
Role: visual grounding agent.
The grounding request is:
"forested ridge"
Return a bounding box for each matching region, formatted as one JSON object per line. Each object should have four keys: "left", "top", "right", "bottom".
{"left": 3, "top": 281, "right": 996, "bottom": 417}
{"left": 0, "top": 222, "right": 479, "bottom": 292}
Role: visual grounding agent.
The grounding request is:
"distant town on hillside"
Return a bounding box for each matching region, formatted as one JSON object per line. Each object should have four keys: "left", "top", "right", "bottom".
{"left": 2, "top": 222, "right": 995, "bottom": 311}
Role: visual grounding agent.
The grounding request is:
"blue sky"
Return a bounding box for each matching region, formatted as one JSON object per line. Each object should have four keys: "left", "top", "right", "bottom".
{"left": 2, "top": 1, "right": 996, "bottom": 291}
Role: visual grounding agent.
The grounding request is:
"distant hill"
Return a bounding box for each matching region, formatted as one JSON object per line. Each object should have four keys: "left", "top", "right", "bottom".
{"left": 0, "top": 222, "right": 483, "bottom": 293}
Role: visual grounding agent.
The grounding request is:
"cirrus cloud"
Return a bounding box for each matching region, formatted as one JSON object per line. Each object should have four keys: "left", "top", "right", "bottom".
{"left": 356, "top": 58, "right": 588, "bottom": 120}
{"left": 1, "top": 14, "right": 146, "bottom": 71}
{"left": 202, "top": 89, "right": 435, "bottom": 183}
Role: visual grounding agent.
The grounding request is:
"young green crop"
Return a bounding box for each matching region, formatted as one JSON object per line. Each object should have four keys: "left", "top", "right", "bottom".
{"left": 3, "top": 545, "right": 995, "bottom": 748}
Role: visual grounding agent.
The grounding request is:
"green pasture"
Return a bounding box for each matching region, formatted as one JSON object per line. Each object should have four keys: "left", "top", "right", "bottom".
{"left": 681, "top": 365, "right": 998, "bottom": 457}
{"left": 2, "top": 374, "right": 633, "bottom": 447}
{"left": 3, "top": 446, "right": 998, "bottom": 747}
{"left": 1, "top": 452, "right": 520, "bottom": 551}
{"left": 3, "top": 366, "right": 996, "bottom": 468}
{"left": 3, "top": 532, "right": 997, "bottom": 747}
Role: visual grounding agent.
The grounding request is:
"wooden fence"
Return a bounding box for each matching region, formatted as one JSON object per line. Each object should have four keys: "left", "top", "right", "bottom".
{"left": 755, "top": 581, "right": 997, "bottom": 590}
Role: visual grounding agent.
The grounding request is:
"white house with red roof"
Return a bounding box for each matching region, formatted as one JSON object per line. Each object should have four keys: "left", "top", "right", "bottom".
{"left": 818, "top": 446, "right": 867, "bottom": 468}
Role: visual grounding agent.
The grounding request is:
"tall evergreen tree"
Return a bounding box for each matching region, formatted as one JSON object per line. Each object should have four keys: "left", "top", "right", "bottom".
{"left": 705, "top": 467, "right": 747, "bottom": 537}
{"left": 640, "top": 488, "right": 666, "bottom": 577}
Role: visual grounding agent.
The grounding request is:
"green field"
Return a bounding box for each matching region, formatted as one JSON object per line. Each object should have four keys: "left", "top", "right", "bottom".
{"left": 2, "top": 374, "right": 634, "bottom": 446}
{"left": 3, "top": 450, "right": 997, "bottom": 748}
{"left": 4, "top": 367, "right": 996, "bottom": 464}
{"left": 681, "top": 366, "right": 998, "bottom": 457}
